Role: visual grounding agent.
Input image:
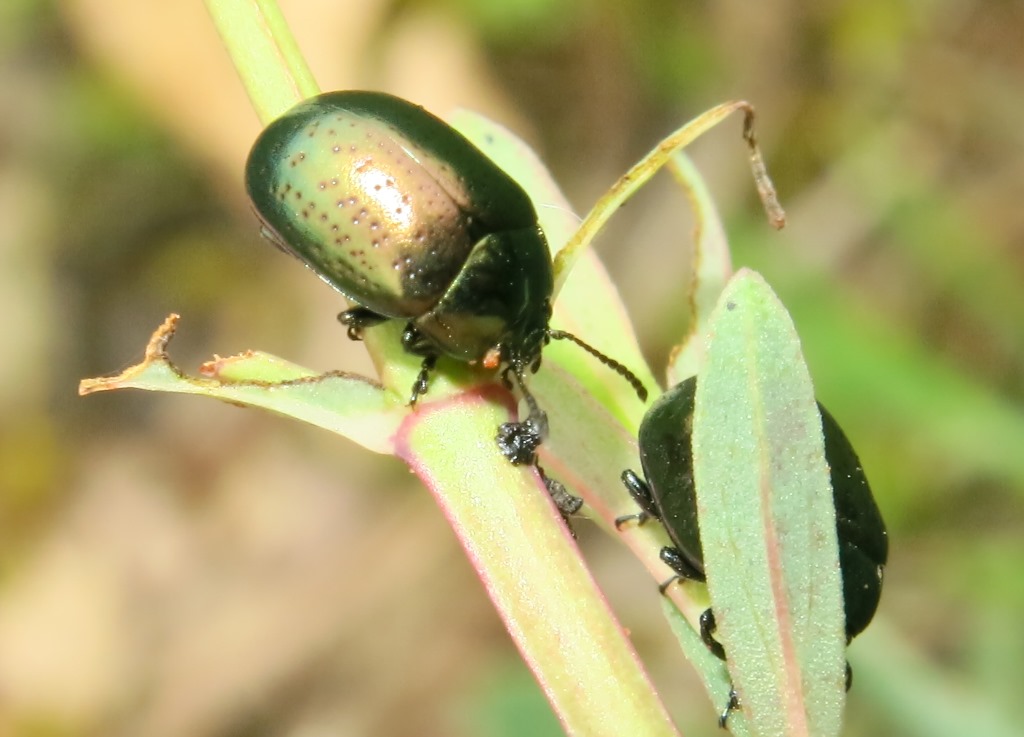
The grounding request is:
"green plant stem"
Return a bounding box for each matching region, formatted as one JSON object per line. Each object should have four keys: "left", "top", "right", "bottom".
{"left": 204, "top": 0, "right": 319, "bottom": 124}
{"left": 399, "top": 395, "right": 681, "bottom": 737}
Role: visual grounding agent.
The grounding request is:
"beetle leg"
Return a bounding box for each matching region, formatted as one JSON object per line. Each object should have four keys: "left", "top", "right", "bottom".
{"left": 657, "top": 548, "right": 706, "bottom": 593}
{"left": 613, "top": 510, "right": 650, "bottom": 530}
{"left": 400, "top": 323, "right": 434, "bottom": 355}
{"left": 620, "top": 469, "right": 661, "bottom": 519}
{"left": 657, "top": 574, "right": 682, "bottom": 594}
{"left": 660, "top": 546, "right": 706, "bottom": 583}
{"left": 512, "top": 365, "right": 546, "bottom": 433}
{"left": 614, "top": 470, "right": 653, "bottom": 528}
{"left": 496, "top": 412, "right": 547, "bottom": 465}
{"left": 718, "top": 689, "right": 740, "bottom": 729}
{"left": 398, "top": 324, "right": 441, "bottom": 406}
{"left": 536, "top": 462, "right": 583, "bottom": 522}
{"left": 337, "top": 307, "right": 390, "bottom": 341}
{"left": 701, "top": 607, "right": 739, "bottom": 730}
{"left": 495, "top": 366, "right": 549, "bottom": 466}
{"left": 408, "top": 355, "right": 438, "bottom": 406}
{"left": 699, "top": 608, "right": 727, "bottom": 660}
{"left": 658, "top": 584, "right": 739, "bottom": 728}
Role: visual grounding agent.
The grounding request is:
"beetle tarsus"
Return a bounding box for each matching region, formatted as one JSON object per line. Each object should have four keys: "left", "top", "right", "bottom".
{"left": 718, "top": 689, "right": 740, "bottom": 729}
{"left": 496, "top": 414, "right": 546, "bottom": 465}
{"left": 536, "top": 463, "right": 581, "bottom": 538}
{"left": 495, "top": 366, "right": 581, "bottom": 526}
{"left": 338, "top": 307, "right": 389, "bottom": 341}
{"left": 537, "top": 463, "right": 583, "bottom": 519}
{"left": 409, "top": 354, "right": 438, "bottom": 406}
{"left": 496, "top": 367, "right": 549, "bottom": 465}
{"left": 613, "top": 510, "right": 650, "bottom": 530}
{"left": 657, "top": 575, "right": 681, "bottom": 595}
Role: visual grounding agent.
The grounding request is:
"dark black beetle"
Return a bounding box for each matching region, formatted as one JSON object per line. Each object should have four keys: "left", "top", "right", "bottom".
{"left": 245, "top": 91, "right": 646, "bottom": 510}
{"left": 617, "top": 376, "right": 888, "bottom": 724}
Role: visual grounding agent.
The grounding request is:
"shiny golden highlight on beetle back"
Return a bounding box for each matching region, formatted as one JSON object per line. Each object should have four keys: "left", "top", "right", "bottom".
{"left": 249, "top": 110, "right": 479, "bottom": 319}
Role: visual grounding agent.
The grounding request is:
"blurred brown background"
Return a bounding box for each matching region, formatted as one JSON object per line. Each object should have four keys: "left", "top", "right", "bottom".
{"left": 1, "top": 0, "right": 1022, "bottom": 735}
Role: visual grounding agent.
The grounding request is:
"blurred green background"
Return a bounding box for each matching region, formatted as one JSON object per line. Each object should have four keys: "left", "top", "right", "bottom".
{"left": 1, "top": 0, "right": 1022, "bottom": 735}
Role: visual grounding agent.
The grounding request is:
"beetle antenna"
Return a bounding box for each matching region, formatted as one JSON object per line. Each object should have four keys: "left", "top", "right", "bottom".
{"left": 547, "top": 330, "right": 648, "bottom": 401}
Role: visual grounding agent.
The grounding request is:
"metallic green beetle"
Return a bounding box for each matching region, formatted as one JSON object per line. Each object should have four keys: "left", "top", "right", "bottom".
{"left": 245, "top": 91, "right": 645, "bottom": 506}
{"left": 618, "top": 376, "right": 888, "bottom": 724}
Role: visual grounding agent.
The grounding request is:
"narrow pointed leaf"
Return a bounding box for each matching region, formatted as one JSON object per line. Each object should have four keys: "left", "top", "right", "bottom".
{"left": 664, "top": 153, "right": 734, "bottom": 386}
{"left": 692, "top": 270, "right": 846, "bottom": 737}
{"left": 78, "top": 315, "right": 401, "bottom": 454}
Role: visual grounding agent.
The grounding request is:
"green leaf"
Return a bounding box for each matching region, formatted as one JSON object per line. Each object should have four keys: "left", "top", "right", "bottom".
{"left": 693, "top": 270, "right": 846, "bottom": 737}
{"left": 664, "top": 151, "right": 734, "bottom": 387}
{"left": 447, "top": 109, "right": 580, "bottom": 258}
{"left": 78, "top": 315, "right": 402, "bottom": 454}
